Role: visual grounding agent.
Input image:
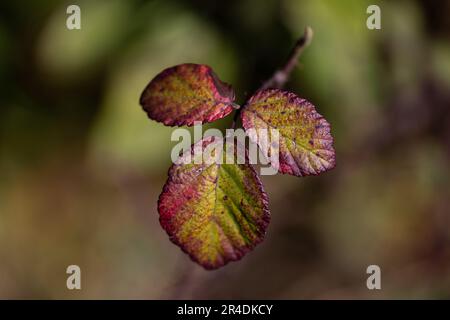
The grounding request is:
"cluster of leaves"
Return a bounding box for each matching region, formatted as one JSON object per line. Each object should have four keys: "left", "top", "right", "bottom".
{"left": 140, "top": 63, "right": 335, "bottom": 269}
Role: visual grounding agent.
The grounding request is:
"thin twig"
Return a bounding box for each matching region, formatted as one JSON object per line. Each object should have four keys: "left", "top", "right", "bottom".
{"left": 231, "top": 26, "right": 314, "bottom": 129}
{"left": 260, "top": 26, "right": 313, "bottom": 90}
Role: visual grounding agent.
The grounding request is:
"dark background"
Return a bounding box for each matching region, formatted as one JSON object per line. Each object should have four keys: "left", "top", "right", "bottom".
{"left": 0, "top": 0, "right": 449, "bottom": 298}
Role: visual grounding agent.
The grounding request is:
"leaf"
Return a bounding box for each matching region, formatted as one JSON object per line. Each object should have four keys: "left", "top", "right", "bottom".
{"left": 158, "top": 136, "right": 270, "bottom": 269}
{"left": 140, "top": 64, "right": 237, "bottom": 126}
{"left": 241, "top": 89, "right": 335, "bottom": 177}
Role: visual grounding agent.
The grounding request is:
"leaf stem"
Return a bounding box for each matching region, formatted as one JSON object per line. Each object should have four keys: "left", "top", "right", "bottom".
{"left": 231, "top": 26, "right": 314, "bottom": 129}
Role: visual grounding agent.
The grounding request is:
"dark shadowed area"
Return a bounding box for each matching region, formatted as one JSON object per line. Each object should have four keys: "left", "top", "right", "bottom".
{"left": 0, "top": 0, "right": 449, "bottom": 298}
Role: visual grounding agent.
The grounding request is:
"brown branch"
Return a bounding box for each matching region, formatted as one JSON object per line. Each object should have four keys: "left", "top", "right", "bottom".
{"left": 260, "top": 26, "right": 313, "bottom": 91}
{"left": 231, "top": 26, "right": 313, "bottom": 129}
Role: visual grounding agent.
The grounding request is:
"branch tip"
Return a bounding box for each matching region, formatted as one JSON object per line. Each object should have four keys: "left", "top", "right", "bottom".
{"left": 260, "top": 26, "right": 314, "bottom": 91}
{"left": 302, "top": 26, "right": 313, "bottom": 47}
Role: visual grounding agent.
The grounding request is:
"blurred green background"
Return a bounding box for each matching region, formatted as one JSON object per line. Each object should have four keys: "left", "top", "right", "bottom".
{"left": 0, "top": 0, "right": 449, "bottom": 299}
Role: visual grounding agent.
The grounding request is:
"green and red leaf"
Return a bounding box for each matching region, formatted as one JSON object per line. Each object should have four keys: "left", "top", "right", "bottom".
{"left": 158, "top": 136, "right": 270, "bottom": 269}
{"left": 241, "top": 89, "right": 335, "bottom": 177}
{"left": 140, "top": 64, "right": 237, "bottom": 126}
